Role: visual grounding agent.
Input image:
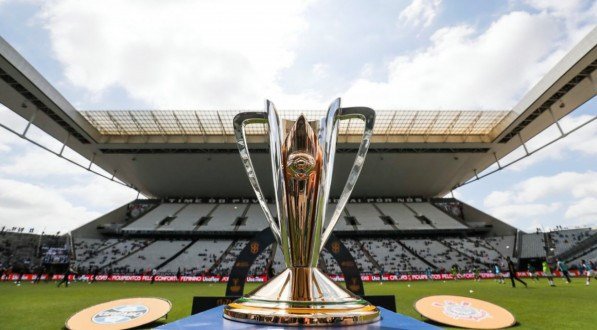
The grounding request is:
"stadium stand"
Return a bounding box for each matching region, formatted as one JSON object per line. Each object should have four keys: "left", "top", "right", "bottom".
{"left": 319, "top": 248, "right": 342, "bottom": 274}
{"left": 197, "top": 204, "right": 244, "bottom": 232}
{"left": 0, "top": 232, "right": 41, "bottom": 271}
{"left": 109, "top": 240, "right": 191, "bottom": 273}
{"left": 484, "top": 236, "right": 515, "bottom": 258}
{"left": 406, "top": 203, "right": 467, "bottom": 229}
{"left": 238, "top": 204, "right": 272, "bottom": 232}
{"left": 401, "top": 239, "right": 484, "bottom": 271}
{"left": 442, "top": 238, "right": 501, "bottom": 265}
{"left": 248, "top": 245, "right": 273, "bottom": 276}
{"left": 570, "top": 248, "right": 597, "bottom": 268}
{"left": 78, "top": 239, "right": 151, "bottom": 270}
{"left": 326, "top": 203, "right": 354, "bottom": 231}
{"left": 3, "top": 198, "right": 591, "bottom": 278}
{"left": 520, "top": 233, "right": 546, "bottom": 258}
{"left": 361, "top": 238, "right": 429, "bottom": 273}
{"left": 341, "top": 238, "right": 377, "bottom": 273}
{"left": 156, "top": 204, "right": 217, "bottom": 231}
{"left": 124, "top": 204, "right": 185, "bottom": 231}
{"left": 549, "top": 228, "right": 594, "bottom": 255}
{"left": 212, "top": 240, "right": 248, "bottom": 275}
{"left": 344, "top": 204, "right": 391, "bottom": 231}
{"left": 162, "top": 239, "right": 233, "bottom": 274}
{"left": 74, "top": 238, "right": 118, "bottom": 261}
{"left": 375, "top": 203, "right": 432, "bottom": 230}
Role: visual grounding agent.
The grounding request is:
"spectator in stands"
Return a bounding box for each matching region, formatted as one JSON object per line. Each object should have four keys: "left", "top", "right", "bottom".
{"left": 556, "top": 259, "right": 571, "bottom": 283}
{"left": 506, "top": 257, "right": 527, "bottom": 288}
{"left": 542, "top": 260, "right": 555, "bottom": 287}
{"left": 581, "top": 260, "right": 591, "bottom": 286}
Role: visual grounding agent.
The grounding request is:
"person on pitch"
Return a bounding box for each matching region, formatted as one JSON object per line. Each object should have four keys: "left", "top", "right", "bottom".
{"left": 34, "top": 265, "right": 44, "bottom": 284}
{"left": 542, "top": 260, "right": 555, "bottom": 287}
{"left": 150, "top": 268, "right": 157, "bottom": 284}
{"left": 493, "top": 263, "right": 504, "bottom": 284}
{"left": 176, "top": 267, "right": 182, "bottom": 282}
{"left": 450, "top": 265, "right": 458, "bottom": 280}
{"left": 425, "top": 267, "right": 433, "bottom": 281}
{"left": 506, "top": 256, "right": 527, "bottom": 288}
{"left": 15, "top": 268, "right": 23, "bottom": 286}
{"left": 57, "top": 266, "right": 74, "bottom": 288}
{"left": 556, "top": 258, "right": 571, "bottom": 283}
{"left": 527, "top": 263, "right": 539, "bottom": 281}
{"left": 90, "top": 267, "right": 99, "bottom": 284}
{"left": 473, "top": 267, "right": 481, "bottom": 281}
{"left": 581, "top": 259, "right": 591, "bottom": 286}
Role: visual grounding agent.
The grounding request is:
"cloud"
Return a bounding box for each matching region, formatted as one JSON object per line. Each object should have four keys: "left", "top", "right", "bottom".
{"left": 312, "top": 63, "right": 330, "bottom": 79}
{"left": 483, "top": 170, "right": 597, "bottom": 231}
{"left": 0, "top": 177, "right": 101, "bottom": 232}
{"left": 57, "top": 176, "right": 137, "bottom": 210}
{"left": 343, "top": 6, "right": 595, "bottom": 109}
{"left": 565, "top": 197, "right": 597, "bottom": 221}
{"left": 398, "top": 0, "right": 442, "bottom": 28}
{"left": 0, "top": 158, "right": 136, "bottom": 232}
{"left": 39, "top": 0, "right": 316, "bottom": 108}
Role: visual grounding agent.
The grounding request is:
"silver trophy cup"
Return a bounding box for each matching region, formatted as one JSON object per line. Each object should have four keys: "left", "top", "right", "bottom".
{"left": 223, "top": 98, "right": 379, "bottom": 326}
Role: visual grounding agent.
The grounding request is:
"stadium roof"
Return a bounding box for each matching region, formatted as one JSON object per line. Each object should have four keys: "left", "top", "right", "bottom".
{"left": 81, "top": 109, "right": 514, "bottom": 143}
{"left": 0, "top": 28, "right": 595, "bottom": 198}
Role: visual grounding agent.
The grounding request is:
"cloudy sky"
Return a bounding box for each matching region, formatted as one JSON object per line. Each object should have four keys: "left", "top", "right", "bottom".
{"left": 0, "top": 0, "right": 595, "bottom": 233}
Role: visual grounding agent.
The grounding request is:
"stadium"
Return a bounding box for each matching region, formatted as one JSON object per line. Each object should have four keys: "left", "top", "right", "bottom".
{"left": 0, "top": 3, "right": 596, "bottom": 330}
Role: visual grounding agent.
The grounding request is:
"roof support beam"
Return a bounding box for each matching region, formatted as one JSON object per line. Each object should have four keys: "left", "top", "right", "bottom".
{"left": 517, "top": 133, "right": 530, "bottom": 155}
{"left": 547, "top": 107, "right": 565, "bottom": 137}
{"left": 21, "top": 107, "right": 38, "bottom": 137}
{"left": 59, "top": 133, "right": 70, "bottom": 156}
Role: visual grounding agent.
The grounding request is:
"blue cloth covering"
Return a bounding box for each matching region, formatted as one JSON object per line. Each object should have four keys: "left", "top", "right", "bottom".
{"left": 157, "top": 306, "right": 440, "bottom": 329}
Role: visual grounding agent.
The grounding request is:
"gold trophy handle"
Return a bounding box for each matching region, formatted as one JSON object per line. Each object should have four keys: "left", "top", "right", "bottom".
{"left": 233, "top": 112, "right": 282, "bottom": 244}
{"left": 319, "top": 107, "right": 375, "bottom": 252}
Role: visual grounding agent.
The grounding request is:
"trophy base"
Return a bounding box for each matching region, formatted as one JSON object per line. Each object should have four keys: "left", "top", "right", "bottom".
{"left": 223, "top": 267, "right": 380, "bottom": 326}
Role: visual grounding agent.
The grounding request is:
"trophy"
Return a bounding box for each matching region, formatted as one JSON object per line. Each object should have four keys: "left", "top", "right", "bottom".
{"left": 224, "top": 98, "right": 379, "bottom": 326}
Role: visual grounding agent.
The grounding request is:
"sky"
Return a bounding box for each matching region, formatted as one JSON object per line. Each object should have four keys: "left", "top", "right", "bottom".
{"left": 0, "top": 0, "right": 595, "bottom": 233}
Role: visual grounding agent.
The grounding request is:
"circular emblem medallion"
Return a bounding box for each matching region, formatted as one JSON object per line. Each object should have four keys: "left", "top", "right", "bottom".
{"left": 414, "top": 295, "right": 515, "bottom": 329}
{"left": 92, "top": 304, "right": 148, "bottom": 324}
{"left": 65, "top": 297, "right": 171, "bottom": 330}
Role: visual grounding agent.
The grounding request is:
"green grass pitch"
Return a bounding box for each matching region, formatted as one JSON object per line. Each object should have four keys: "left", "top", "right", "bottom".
{"left": 0, "top": 278, "right": 595, "bottom": 329}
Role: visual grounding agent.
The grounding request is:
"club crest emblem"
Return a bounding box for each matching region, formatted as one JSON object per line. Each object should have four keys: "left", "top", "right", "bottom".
{"left": 92, "top": 304, "right": 148, "bottom": 324}
{"left": 250, "top": 241, "right": 260, "bottom": 254}
{"left": 331, "top": 241, "right": 341, "bottom": 254}
{"left": 432, "top": 300, "right": 490, "bottom": 322}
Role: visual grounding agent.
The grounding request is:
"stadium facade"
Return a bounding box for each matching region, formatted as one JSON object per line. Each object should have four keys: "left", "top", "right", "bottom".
{"left": 0, "top": 29, "right": 595, "bottom": 278}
